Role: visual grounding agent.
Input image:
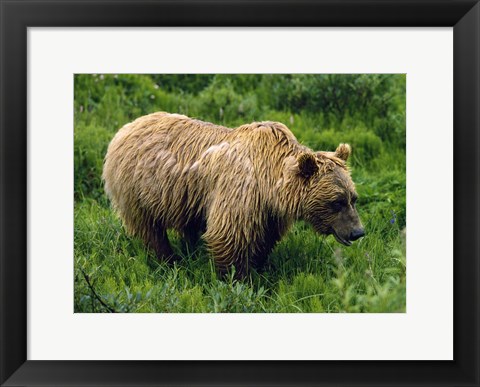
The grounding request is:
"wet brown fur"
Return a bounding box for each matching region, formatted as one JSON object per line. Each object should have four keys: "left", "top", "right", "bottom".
{"left": 103, "top": 112, "right": 362, "bottom": 277}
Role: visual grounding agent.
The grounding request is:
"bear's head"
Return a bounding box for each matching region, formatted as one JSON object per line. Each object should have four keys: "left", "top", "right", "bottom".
{"left": 288, "top": 143, "right": 364, "bottom": 246}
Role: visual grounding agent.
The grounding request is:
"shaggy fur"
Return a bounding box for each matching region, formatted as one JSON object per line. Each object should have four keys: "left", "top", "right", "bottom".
{"left": 103, "top": 112, "right": 363, "bottom": 277}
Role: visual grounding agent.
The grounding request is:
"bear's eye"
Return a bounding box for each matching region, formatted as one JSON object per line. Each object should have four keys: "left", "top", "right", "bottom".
{"left": 351, "top": 195, "right": 358, "bottom": 206}
{"left": 331, "top": 199, "right": 347, "bottom": 212}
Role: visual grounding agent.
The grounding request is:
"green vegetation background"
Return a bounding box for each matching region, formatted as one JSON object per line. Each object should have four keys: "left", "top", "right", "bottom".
{"left": 74, "top": 74, "right": 406, "bottom": 313}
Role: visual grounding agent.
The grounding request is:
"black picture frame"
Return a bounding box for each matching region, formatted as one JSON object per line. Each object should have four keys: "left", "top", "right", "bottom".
{"left": 1, "top": 1, "right": 479, "bottom": 386}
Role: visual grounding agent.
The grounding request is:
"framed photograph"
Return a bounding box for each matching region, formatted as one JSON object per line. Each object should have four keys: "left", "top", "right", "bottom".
{"left": 73, "top": 73, "right": 406, "bottom": 316}
{"left": 1, "top": 1, "right": 479, "bottom": 386}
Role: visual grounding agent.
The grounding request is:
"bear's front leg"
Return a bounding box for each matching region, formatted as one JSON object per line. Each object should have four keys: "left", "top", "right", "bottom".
{"left": 203, "top": 231, "right": 252, "bottom": 279}
{"left": 181, "top": 219, "right": 204, "bottom": 255}
{"left": 250, "top": 219, "right": 287, "bottom": 271}
{"left": 202, "top": 166, "right": 266, "bottom": 279}
{"left": 203, "top": 209, "right": 260, "bottom": 279}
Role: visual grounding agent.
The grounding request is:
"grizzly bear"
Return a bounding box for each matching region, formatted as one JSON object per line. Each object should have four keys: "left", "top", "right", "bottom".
{"left": 103, "top": 112, "right": 364, "bottom": 278}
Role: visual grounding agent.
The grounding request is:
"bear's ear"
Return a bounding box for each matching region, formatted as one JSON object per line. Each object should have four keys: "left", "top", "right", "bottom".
{"left": 335, "top": 143, "right": 351, "bottom": 161}
{"left": 296, "top": 152, "right": 319, "bottom": 178}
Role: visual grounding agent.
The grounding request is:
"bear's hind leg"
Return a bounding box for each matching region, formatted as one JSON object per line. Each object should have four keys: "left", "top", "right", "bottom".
{"left": 148, "top": 221, "right": 181, "bottom": 264}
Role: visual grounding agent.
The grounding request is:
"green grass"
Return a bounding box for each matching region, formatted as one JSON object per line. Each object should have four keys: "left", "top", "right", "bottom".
{"left": 74, "top": 74, "right": 406, "bottom": 313}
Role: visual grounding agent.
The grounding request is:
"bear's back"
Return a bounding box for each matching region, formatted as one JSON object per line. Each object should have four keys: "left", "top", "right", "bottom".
{"left": 103, "top": 112, "right": 235, "bottom": 230}
{"left": 103, "top": 112, "right": 304, "bottom": 233}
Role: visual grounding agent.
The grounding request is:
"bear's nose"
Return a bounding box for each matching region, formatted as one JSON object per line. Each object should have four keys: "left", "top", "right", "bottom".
{"left": 349, "top": 228, "right": 365, "bottom": 241}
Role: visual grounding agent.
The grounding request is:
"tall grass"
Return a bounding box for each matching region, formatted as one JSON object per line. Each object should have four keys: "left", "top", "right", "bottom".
{"left": 74, "top": 74, "right": 406, "bottom": 313}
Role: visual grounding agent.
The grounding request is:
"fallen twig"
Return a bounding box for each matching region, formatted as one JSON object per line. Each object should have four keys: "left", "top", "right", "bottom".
{"left": 80, "top": 269, "right": 117, "bottom": 313}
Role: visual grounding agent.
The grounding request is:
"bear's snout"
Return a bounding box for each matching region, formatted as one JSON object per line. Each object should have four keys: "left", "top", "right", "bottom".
{"left": 349, "top": 228, "right": 365, "bottom": 241}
